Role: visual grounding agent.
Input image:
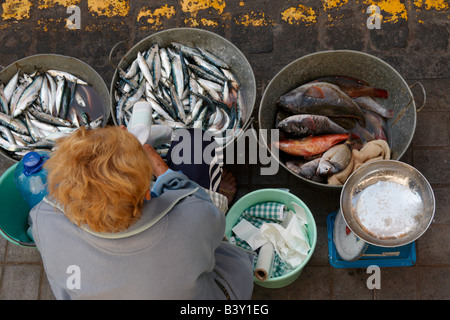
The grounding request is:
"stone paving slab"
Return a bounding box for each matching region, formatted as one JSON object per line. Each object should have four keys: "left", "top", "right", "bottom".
{"left": 0, "top": 0, "right": 449, "bottom": 300}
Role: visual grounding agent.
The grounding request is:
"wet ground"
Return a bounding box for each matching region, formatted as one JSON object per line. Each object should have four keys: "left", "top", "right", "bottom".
{"left": 0, "top": 0, "right": 449, "bottom": 300}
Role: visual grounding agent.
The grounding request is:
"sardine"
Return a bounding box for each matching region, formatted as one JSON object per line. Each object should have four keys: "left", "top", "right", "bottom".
{"left": 151, "top": 45, "right": 161, "bottom": 88}
{"left": 28, "top": 107, "right": 72, "bottom": 127}
{"left": 9, "top": 78, "right": 33, "bottom": 116}
{"left": 0, "top": 68, "right": 101, "bottom": 158}
{"left": 196, "top": 46, "right": 230, "bottom": 69}
{"left": 159, "top": 48, "right": 171, "bottom": 80}
{"left": 13, "top": 75, "right": 44, "bottom": 118}
{"left": 0, "top": 112, "right": 29, "bottom": 135}
{"left": 169, "top": 84, "right": 187, "bottom": 122}
{"left": 277, "top": 82, "right": 366, "bottom": 127}
{"left": 45, "top": 73, "right": 57, "bottom": 115}
{"left": 273, "top": 133, "right": 350, "bottom": 157}
{"left": 124, "top": 59, "right": 139, "bottom": 79}
{"left": 54, "top": 76, "right": 66, "bottom": 117}
{"left": 46, "top": 70, "right": 88, "bottom": 85}
{"left": 4, "top": 71, "right": 19, "bottom": 103}
{"left": 136, "top": 52, "right": 154, "bottom": 87}
{"left": 171, "top": 55, "right": 184, "bottom": 98}
{"left": 114, "top": 42, "right": 243, "bottom": 143}
{"left": 0, "top": 136, "right": 30, "bottom": 152}
{"left": 146, "top": 96, "right": 175, "bottom": 122}
{"left": 0, "top": 87, "right": 8, "bottom": 114}
{"left": 278, "top": 114, "right": 348, "bottom": 137}
{"left": 0, "top": 125, "right": 16, "bottom": 144}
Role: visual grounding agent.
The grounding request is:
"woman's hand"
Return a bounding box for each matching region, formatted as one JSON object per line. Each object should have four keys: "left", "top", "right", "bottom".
{"left": 120, "top": 125, "right": 169, "bottom": 177}
{"left": 143, "top": 144, "right": 169, "bottom": 178}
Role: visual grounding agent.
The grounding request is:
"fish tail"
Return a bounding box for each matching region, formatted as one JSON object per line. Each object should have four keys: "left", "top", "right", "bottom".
{"left": 372, "top": 88, "right": 388, "bottom": 99}
{"left": 385, "top": 109, "right": 394, "bottom": 118}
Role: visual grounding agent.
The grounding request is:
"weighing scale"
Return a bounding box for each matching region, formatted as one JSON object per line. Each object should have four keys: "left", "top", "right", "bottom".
{"left": 327, "top": 210, "right": 416, "bottom": 268}
{"left": 326, "top": 160, "right": 434, "bottom": 269}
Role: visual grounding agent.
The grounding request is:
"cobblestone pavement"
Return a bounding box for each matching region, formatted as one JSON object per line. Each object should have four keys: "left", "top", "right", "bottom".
{"left": 0, "top": 0, "right": 449, "bottom": 300}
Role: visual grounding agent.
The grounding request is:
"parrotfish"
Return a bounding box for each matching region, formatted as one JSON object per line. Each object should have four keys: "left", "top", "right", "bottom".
{"left": 312, "top": 76, "right": 388, "bottom": 99}
{"left": 277, "top": 114, "right": 348, "bottom": 137}
{"left": 273, "top": 133, "right": 350, "bottom": 157}
{"left": 277, "top": 82, "right": 366, "bottom": 127}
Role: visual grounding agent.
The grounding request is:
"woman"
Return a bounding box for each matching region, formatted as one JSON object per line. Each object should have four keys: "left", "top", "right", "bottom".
{"left": 30, "top": 126, "right": 254, "bottom": 299}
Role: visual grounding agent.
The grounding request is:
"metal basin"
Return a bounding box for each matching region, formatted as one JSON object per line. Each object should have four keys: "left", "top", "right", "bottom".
{"left": 258, "top": 50, "right": 422, "bottom": 190}
{"left": 0, "top": 54, "right": 111, "bottom": 161}
{"left": 110, "top": 28, "right": 256, "bottom": 148}
{"left": 340, "top": 160, "right": 435, "bottom": 247}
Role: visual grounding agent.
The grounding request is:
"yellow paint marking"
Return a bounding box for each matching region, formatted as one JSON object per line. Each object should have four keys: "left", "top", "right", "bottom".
{"left": 323, "top": 0, "right": 349, "bottom": 11}
{"left": 281, "top": 5, "right": 317, "bottom": 25}
{"left": 235, "top": 12, "right": 274, "bottom": 26}
{"left": 414, "top": 0, "right": 449, "bottom": 10}
{"left": 87, "top": 0, "right": 129, "bottom": 17}
{"left": 2, "top": 0, "right": 33, "bottom": 20}
{"left": 364, "top": 0, "right": 407, "bottom": 22}
{"left": 37, "top": 0, "right": 80, "bottom": 9}
{"left": 180, "top": 0, "right": 226, "bottom": 17}
{"left": 137, "top": 5, "right": 176, "bottom": 29}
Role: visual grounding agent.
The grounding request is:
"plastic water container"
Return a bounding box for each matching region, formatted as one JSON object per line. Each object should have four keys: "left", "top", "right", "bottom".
{"left": 13, "top": 151, "right": 50, "bottom": 210}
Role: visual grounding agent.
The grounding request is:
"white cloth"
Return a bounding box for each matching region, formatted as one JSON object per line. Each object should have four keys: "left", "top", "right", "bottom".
{"left": 231, "top": 201, "right": 311, "bottom": 270}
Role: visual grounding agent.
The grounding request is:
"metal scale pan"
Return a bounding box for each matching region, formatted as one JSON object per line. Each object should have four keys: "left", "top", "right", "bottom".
{"left": 328, "top": 160, "right": 435, "bottom": 268}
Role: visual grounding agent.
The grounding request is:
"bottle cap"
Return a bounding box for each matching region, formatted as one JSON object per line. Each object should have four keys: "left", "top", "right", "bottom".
{"left": 23, "top": 152, "right": 45, "bottom": 176}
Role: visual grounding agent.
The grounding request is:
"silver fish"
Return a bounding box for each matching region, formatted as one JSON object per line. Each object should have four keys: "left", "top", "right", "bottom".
{"left": 0, "top": 86, "right": 8, "bottom": 114}
{"left": 114, "top": 42, "right": 243, "bottom": 140}
{"left": 0, "top": 135, "right": 30, "bottom": 152}
{"left": 46, "top": 70, "right": 88, "bottom": 85}
{"left": 0, "top": 112, "right": 29, "bottom": 135}
{"left": 4, "top": 71, "right": 19, "bottom": 103}
{"left": 136, "top": 52, "right": 153, "bottom": 88}
{"left": 13, "top": 75, "right": 44, "bottom": 118}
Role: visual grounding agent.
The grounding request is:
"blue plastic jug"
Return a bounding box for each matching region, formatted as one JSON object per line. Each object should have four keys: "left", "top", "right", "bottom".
{"left": 13, "top": 151, "right": 50, "bottom": 210}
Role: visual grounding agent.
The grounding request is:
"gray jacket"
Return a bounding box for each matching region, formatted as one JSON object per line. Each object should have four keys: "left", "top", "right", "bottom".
{"left": 30, "top": 170, "right": 254, "bottom": 299}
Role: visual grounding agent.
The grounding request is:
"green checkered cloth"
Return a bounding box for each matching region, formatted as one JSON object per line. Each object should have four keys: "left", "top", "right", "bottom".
{"left": 230, "top": 202, "right": 292, "bottom": 278}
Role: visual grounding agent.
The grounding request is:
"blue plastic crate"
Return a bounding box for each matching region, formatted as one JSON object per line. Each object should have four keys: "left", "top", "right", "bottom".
{"left": 327, "top": 211, "right": 416, "bottom": 268}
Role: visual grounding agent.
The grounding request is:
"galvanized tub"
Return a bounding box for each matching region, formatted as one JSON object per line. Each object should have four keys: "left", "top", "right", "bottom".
{"left": 258, "top": 50, "right": 425, "bottom": 190}
{"left": 109, "top": 28, "right": 256, "bottom": 147}
{"left": 0, "top": 54, "right": 111, "bottom": 161}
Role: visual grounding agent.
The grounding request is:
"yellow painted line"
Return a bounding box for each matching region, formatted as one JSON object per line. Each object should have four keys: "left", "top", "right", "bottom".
{"left": 413, "top": 0, "right": 449, "bottom": 10}
{"left": 281, "top": 5, "right": 317, "bottom": 26}
{"left": 2, "top": 0, "right": 33, "bottom": 20}
{"left": 87, "top": 0, "right": 129, "bottom": 18}
{"left": 1, "top": 0, "right": 448, "bottom": 29}
{"left": 364, "top": 0, "right": 408, "bottom": 23}
{"left": 137, "top": 5, "right": 176, "bottom": 30}
{"left": 234, "top": 12, "right": 274, "bottom": 27}
{"left": 38, "top": 0, "right": 81, "bottom": 10}
{"left": 180, "top": 0, "right": 226, "bottom": 16}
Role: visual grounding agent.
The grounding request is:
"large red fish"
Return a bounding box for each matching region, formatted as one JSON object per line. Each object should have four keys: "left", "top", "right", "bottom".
{"left": 273, "top": 133, "right": 350, "bottom": 157}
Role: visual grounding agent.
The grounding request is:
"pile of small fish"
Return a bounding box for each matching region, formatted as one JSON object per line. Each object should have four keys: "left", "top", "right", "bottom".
{"left": 113, "top": 42, "right": 243, "bottom": 150}
{"left": 0, "top": 69, "right": 103, "bottom": 160}
{"left": 273, "top": 76, "right": 394, "bottom": 184}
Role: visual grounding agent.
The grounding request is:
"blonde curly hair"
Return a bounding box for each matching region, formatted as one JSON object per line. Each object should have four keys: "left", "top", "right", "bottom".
{"left": 45, "top": 126, "right": 153, "bottom": 233}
